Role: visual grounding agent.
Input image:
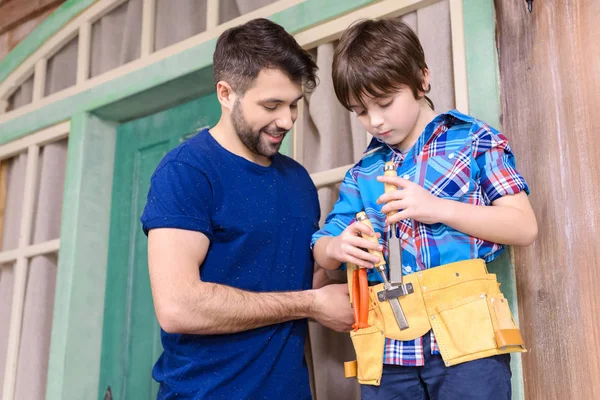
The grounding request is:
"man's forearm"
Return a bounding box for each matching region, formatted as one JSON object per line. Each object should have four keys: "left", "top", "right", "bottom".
{"left": 159, "top": 281, "right": 315, "bottom": 335}
{"left": 438, "top": 199, "right": 537, "bottom": 246}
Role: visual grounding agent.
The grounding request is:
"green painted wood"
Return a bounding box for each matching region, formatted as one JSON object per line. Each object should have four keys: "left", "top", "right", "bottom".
{"left": 0, "top": 0, "right": 94, "bottom": 84}
{"left": 46, "top": 112, "right": 116, "bottom": 400}
{"left": 463, "top": 1, "right": 524, "bottom": 398}
{"left": 0, "top": 0, "right": 379, "bottom": 145}
{"left": 98, "top": 93, "right": 221, "bottom": 400}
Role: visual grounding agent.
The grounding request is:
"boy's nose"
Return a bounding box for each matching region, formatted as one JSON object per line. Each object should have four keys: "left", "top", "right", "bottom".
{"left": 369, "top": 113, "right": 384, "bottom": 128}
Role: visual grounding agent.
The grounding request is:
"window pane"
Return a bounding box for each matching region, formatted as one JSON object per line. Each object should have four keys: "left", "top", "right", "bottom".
{"left": 91, "top": 0, "right": 142, "bottom": 78}
{"left": 6, "top": 75, "right": 34, "bottom": 112}
{"left": 1, "top": 154, "right": 27, "bottom": 251}
{"left": 45, "top": 35, "right": 79, "bottom": 96}
{"left": 14, "top": 255, "right": 58, "bottom": 399}
{"left": 219, "top": 0, "right": 280, "bottom": 24}
{"left": 32, "top": 139, "right": 68, "bottom": 245}
{"left": 0, "top": 262, "right": 15, "bottom": 394}
{"left": 155, "top": 0, "right": 207, "bottom": 51}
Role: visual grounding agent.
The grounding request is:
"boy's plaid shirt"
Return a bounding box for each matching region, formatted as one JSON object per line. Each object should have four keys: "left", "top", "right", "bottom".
{"left": 311, "top": 110, "right": 529, "bottom": 366}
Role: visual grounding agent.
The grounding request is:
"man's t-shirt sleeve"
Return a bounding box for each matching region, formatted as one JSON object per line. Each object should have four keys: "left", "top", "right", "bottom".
{"left": 140, "top": 160, "right": 214, "bottom": 239}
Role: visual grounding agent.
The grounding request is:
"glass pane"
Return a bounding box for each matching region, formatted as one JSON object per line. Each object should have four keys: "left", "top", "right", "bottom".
{"left": 45, "top": 35, "right": 79, "bottom": 96}
{"left": 32, "top": 139, "right": 68, "bottom": 245}
{"left": 219, "top": 0, "right": 241, "bottom": 24}
{"left": 1, "top": 154, "right": 27, "bottom": 251}
{"left": 219, "top": 0, "right": 280, "bottom": 23}
{"left": 6, "top": 75, "right": 34, "bottom": 112}
{"left": 91, "top": 0, "right": 142, "bottom": 78}
{"left": 14, "top": 255, "right": 58, "bottom": 399}
{"left": 0, "top": 262, "right": 15, "bottom": 394}
{"left": 155, "top": 0, "right": 207, "bottom": 51}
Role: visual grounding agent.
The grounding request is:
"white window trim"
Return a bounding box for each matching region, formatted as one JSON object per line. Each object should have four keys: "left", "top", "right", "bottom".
{"left": 0, "top": 121, "right": 69, "bottom": 400}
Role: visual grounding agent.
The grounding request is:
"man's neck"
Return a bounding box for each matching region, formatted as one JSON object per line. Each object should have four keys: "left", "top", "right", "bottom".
{"left": 209, "top": 118, "right": 271, "bottom": 166}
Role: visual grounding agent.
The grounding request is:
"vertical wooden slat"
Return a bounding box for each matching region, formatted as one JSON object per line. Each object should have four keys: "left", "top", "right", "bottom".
{"left": 2, "top": 144, "right": 39, "bottom": 400}
{"left": 206, "top": 0, "right": 220, "bottom": 30}
{"left": 32, "top": 58, "right": 47, "bottom": 102}
{"left": 495, "top": 1, "right": 600, "bottom": 399}
{"left": 0, "top": 161, "right": 6, "bottom": 244}
{"left": 77, "top": 21, "right": 92, "bottom": 84}
{"left": 141, "top": 0, "right": 156, "bottom": 57}
{"left": 449, "top": 0, "right": 469, "bottom": 113}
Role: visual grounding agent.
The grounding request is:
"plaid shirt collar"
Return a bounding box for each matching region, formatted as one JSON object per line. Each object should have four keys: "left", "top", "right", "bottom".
{"left": 363, "top": 109, "right": 474, "bottom": 156}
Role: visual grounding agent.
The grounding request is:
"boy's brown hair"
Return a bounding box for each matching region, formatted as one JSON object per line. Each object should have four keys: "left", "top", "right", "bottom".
{"left": 332, "top": 17, "right": 433, "bottom": 110}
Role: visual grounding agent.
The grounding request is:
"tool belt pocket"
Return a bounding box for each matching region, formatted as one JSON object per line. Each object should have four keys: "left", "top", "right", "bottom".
{"left": 429, "top": 280, "right": 526, "bottom": 365}
{"left": 487, "top": 294, "right": 526, "bottom": 350}
{"left": 431, "top": 293, "right": 498, "bottom": 362}
{"left": 373, "top": 281, "right": 430, "bottom": 341}
{"left": 349, "top": 326, "right": 385, "bottom": 385}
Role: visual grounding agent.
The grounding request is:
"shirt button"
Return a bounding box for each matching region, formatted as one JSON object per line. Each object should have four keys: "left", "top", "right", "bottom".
{"left": 402, "top": 233, "right": 409, "bottom": 240}
{"left": 402, "top": 174, "right": 410, "bottom": 180}
{"left": 448, "top": 153, "right": 455, "bottom": 159}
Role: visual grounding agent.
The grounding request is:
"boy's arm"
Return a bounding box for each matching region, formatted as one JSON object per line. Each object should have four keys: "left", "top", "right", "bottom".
{"left": 378, "top": 179, "right": 537, "bottom": 246}
{"left": 312, "top": 169, "right": 382, "bottom": 270}
{"left": 438, "top": 191, "right": 537, "bottom": 245}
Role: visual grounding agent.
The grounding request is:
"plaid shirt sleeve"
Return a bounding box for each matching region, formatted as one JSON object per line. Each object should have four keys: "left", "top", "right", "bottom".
{"left": 310, "top": 168, "right": 364, "bottom": 249}
{"left": 472, "top": 124, "right": 530, "bottom": 204}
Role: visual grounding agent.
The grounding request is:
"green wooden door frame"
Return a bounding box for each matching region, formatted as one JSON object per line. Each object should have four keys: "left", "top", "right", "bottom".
{"left": 0, "top": 1, "right": 523, "bottom": 399}
{"left": 98, "top": 93, "right": 221, "bottom": 400}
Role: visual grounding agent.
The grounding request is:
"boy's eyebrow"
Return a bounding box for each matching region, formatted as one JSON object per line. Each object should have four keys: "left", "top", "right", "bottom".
{"left": 260, "top": 94, "right": 304, "bottom": 104}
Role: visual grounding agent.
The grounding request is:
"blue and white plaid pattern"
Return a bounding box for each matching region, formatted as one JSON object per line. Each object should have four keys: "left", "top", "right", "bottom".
{"left": 311, "top": 110, "right": 529, "bottom": 366}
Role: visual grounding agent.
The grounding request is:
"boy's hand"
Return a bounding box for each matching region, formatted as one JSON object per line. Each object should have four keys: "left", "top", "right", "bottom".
{"left": 325, "top": 221, "right": 383, "bottom": 269}
{"left": 377, "top": 176, "right": 444, "bottom": 225}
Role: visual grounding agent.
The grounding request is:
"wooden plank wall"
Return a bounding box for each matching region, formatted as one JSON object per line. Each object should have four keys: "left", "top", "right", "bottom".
{"left": 494, "top": 1, "right": 600, "bottom": 398}
{"left": 0, "top": 0, "right": 63, "bottom": 61}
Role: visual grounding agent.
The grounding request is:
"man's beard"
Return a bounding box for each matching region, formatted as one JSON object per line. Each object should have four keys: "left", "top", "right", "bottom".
{"left": 231, "top": 99, "right": 287, "bottom": 158}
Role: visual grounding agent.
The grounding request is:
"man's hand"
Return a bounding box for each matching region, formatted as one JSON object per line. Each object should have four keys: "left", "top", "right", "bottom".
{"left": 310, "top": 284, "right": 354, "bottom": 332}
{"left": 377, "top": 175, "right": 444, "bottom": 225}
{"left": 324, "top": 221, "right": 383, "bottom": 269}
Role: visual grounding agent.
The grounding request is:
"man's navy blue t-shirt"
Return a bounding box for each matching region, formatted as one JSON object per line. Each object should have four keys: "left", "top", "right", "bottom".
{"left": 140, "top": 129, "right": 320, "bottom": 399}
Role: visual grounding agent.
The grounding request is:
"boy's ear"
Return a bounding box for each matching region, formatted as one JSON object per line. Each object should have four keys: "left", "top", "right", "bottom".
{"left": 421, "top": 68, "right": 431, "bottom": 94}
{"left": 216, "top": 81, "right": 237, "bottom": 111}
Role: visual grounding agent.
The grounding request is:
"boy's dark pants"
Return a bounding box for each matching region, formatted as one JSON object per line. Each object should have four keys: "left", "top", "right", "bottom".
{"left": 361, "top": 334, "right": 512, "bottom": 400}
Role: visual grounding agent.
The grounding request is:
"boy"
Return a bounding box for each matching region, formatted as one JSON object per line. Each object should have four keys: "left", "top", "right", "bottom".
{"left": 312, "top": 18, "right": 537, "bottom": 399}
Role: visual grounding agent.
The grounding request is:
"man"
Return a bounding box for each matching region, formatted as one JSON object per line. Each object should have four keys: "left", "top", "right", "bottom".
{"left": 140, "top": 18, "right": 354, "bottom": 399}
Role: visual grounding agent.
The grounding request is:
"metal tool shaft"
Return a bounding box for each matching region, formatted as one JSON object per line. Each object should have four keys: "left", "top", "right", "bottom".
{"left": 376, "top": 266, "right": 409, "bottom": 330}
{"left": 356, "top": 211, "right": 410, "bottom": 331}
{"left": 384, "top": 162, "right": 403, "bottom": 284}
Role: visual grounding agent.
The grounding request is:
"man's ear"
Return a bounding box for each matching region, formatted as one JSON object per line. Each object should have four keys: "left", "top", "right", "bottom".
{"left": 216, "top": 81, "right": 237, "bottom": 111}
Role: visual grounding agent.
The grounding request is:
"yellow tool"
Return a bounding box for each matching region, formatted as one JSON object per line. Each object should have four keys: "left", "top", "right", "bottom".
{"left": 356, "top": 211, "right": 410, "bottom": 330}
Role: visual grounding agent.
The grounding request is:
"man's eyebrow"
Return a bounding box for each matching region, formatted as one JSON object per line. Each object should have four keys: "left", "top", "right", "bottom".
{"left": 260, "top": 94, "right": 304, "bottom": 103}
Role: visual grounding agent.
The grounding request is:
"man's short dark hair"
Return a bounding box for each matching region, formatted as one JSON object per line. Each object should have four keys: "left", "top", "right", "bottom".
{"left": 213, "top": 18, "right": 318, "bottom": 94}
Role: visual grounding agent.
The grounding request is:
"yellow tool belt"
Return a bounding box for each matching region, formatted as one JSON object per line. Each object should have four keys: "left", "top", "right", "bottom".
{"left": 344, "top": 259, "right": 526, "bottom": 386}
